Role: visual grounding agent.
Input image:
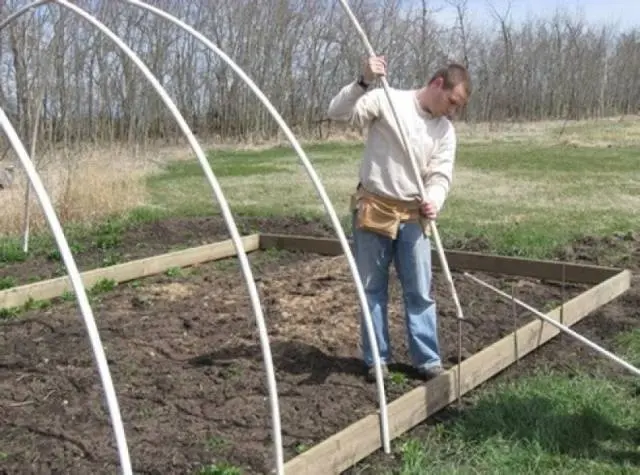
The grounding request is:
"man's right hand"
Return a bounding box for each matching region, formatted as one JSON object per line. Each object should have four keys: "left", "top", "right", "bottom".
{"left": 362, "top": 55, "right": 386, "bottom": 84}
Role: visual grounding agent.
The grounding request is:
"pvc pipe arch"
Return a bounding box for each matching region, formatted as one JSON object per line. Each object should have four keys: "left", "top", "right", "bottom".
{"left": 0, "top": 106, "right": 133, "bottom": 475}
{"left": 2, "top": 1, "right": 283, "bottom": 473}
{"left": 0, "top": 0, "right": 406, "bottom": 469}
{"left": 120, "top": 0, "right": 392, "bottom": 454}
{"left": 0, "top": 0, "right": 49, "bottom": 32}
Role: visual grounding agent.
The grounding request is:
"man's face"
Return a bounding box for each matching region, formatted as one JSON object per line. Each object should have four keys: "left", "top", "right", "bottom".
{"left": 430, "top": 79, "right": 468, "bottom": 119}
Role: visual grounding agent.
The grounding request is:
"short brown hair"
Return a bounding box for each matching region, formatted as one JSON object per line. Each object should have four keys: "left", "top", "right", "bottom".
{"left": 428, "top": 63, "right": 472, "bottom": 97}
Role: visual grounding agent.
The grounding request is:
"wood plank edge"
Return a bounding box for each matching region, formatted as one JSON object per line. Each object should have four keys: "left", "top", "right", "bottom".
{"left": 258, "top": 233, "right": 621, "bottom": 284}
{"left": 0, "top": 234, "right": 260, "bottom": 309}
{"left": 283, "top": 269, "right": 631, "bottom": 474}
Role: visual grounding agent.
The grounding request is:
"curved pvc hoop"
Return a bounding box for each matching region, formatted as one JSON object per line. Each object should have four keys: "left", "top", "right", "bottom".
{"left": 55, "top": 0, "right": 286, "bottom": 472}
{"left": 0, "top": 106, "right": 133, "bottom": 474}
{"left": 0, "top": 0, "right": 50, "bottom": 31}
{"left": 122, "top": 0, "right": 391, "bottom": 454}
{"left": 2, "top": 1, "right": 284, "bottom": 473}
{"left": 336, "top": 0, "right": 467, "bottom": 403}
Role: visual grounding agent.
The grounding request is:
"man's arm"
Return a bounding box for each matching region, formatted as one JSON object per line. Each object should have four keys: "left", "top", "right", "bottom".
{"left": 424, "top": 122, "right": 456, "bottom": 212}
{"left": 327, "top": 81, "right": 382, "bottom": 129}
{"left": 327, "top": 56, "right": 387, "bottom": 129}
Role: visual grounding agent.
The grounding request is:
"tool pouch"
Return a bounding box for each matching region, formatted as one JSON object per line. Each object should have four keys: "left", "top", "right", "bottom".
{"left": 355, "top": 197, "right": 401, "bottom": 239}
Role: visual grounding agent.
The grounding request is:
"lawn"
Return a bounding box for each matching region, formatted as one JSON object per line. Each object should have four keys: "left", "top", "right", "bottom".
{"left": 0, "top": 118, "right": 638, "bottom": 474}
{"left": 145, "top": 138, "right": 640, "bottom": 259}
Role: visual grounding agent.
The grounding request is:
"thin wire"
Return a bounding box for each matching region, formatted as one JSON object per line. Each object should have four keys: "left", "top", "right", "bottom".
{"left": 465, "top": 272, "right": 640, "bottom": 377}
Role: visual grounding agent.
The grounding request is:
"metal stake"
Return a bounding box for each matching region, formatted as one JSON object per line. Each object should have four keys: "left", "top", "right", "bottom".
{"left": 457, "top": 316, "right": 463, "bottom": 408}
{"left": 512, "top": 282, "right": 519, "bottom": 366}
{"left": 560, "top": 262, "right": 566, "bottom": 325}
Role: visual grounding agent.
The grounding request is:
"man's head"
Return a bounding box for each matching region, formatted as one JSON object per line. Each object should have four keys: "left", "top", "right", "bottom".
{"left": 422, "top": 63, "right": 471, "bottom": 119}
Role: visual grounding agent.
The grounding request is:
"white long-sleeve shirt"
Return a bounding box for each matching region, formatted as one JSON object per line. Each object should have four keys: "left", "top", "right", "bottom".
{"left": 327, "top": 81, "right": 456, "bottom": 211}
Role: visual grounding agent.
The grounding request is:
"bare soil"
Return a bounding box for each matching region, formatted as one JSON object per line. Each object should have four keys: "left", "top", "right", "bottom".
{"left": 0, "top": 217, "right": 636, "bottom": 475}
{"left": 0, "top": 215, "right": 334, "bottom": 285}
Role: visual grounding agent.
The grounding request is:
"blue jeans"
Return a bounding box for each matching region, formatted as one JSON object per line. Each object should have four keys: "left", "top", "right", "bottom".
{"left": 351, "top": 214, "right": 441, "bottom": 371}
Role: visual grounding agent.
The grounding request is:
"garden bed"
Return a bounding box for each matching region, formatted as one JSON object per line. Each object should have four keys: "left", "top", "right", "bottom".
{"left": 0, "top": 217, "right": 634, "bottom": 474}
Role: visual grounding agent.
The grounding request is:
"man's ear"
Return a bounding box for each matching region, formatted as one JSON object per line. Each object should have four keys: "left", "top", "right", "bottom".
{"left": 431, "top": 77, "right": 444, "bottom": 89}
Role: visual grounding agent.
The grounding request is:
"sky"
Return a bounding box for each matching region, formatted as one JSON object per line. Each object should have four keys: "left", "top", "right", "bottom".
{"left": 425, "top": 0, "right": 640, "bottom": 33}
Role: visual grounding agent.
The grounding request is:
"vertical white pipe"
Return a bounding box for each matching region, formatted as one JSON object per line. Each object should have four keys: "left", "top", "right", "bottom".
{"left": 51, "top": 0, "right": 286, "bottom": 472}
{"left": 0, "top": 106, "right": 133, "bottom": 474}
{"left": 121, "top": 0, "right": 392, "bottom": 454}
{"left": 1, "top": 2, "right": 132, "bottom": 473}
{"left": 335, "top": 0, "right": 465, "bottom": 323}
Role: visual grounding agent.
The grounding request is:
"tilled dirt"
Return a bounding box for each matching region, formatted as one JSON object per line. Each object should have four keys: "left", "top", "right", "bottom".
{"left": 0, "top": 215, "right": 336, "bottom": 286}
{"left": 0, "top": 217, "right": 636, "bottom": 475}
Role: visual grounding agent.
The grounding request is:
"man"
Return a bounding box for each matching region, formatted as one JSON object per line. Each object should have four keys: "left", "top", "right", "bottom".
{"left": 327, "top": 57, "right": 471, "bottom": 382}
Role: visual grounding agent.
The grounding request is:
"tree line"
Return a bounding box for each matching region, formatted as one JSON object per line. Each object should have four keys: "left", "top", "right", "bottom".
{"left": 1, "top": 0, "right": 639, "bottom": 145}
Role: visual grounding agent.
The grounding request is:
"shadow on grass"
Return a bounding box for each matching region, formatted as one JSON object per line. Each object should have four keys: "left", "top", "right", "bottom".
{"left": 451, "top": 388, "right": 640, "bottom": 468}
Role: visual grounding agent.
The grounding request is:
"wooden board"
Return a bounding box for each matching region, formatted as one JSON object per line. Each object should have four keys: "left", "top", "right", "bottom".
{"left": 282, "top": 268, "right": 631, "bottom": 474}
{"left": 0, "top": 234, "right": 260, "bottom": 309}
{"left": 259, "top": 233, "right": 619, "bottom": 285}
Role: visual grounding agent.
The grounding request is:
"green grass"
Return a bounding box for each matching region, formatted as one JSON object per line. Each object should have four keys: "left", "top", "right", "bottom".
{"left": 3, "top": 135, "right": 637, "bottom": 261}
{"left": 140, "top": 139, "right": 639, "bottom": 258}
{"left": 373, "top": 328, "right": 640, "bottom": 475}
{"left": 386, "top": 371, "right": 639, "bottom": 474}
{"left": 144, "top": 141, "right": 363, "bottom": 218}
{"left": 615, "top": 330, "right": 640, "bottom": 368}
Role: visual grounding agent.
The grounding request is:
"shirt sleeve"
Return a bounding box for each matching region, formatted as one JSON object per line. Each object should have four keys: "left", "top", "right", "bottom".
{"left": 424, "top": 122, "right": 456, "bottom": 212}
{"left": 327, "top": 81, "right": 382, "bottom": 129}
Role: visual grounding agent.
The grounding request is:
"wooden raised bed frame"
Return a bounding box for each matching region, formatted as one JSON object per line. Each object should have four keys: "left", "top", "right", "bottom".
{"left": 0, "top": 232, "right": 631, "bottom": 475}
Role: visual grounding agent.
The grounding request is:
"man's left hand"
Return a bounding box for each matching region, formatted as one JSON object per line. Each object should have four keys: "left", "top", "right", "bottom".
{"left": 418, "top": 200, "right": 437, "bottom": 220}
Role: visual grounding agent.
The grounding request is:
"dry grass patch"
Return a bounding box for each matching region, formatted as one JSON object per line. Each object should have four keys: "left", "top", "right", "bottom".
{"left": 148, "top": 282, "right": 196, "bottom": 302}
{"left": 0, "top": 142, "right": 166, "bottom": 236}
{"left": 454, "top": 115, "right": 640, "bottom": 147}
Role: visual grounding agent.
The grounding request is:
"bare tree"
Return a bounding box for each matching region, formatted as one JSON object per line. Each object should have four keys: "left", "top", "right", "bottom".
{"left": 0, "top": 0, "right": 637, "bottom": 144}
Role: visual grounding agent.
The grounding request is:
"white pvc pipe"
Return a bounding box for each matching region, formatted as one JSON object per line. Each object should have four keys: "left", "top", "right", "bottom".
{"left": 122, "top": 0, "right": 391, "bottom": 454}
{"left": 337, "top": 0, "right": 467, "bottom": 411}
{"left": 50, "top": 0, "right": 287, "bottom": 472}
{"left": 464, "top": 272, "right": 640, "bottom": 377}
{"left": 0, "top": 0, "right": 50, "bottom": 32}
{"left": 336, "top": 0, "right": 465, "bottom": 322}
{"left": 2, "top": 1, "right": 283, "bottom": 473}
{"left": 0, "top": 106, "right": 133, "bottom": 474}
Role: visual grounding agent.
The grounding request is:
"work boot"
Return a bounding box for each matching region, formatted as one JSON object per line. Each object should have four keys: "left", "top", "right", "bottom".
{"left": 366, "top": 364, "right": 389, "bottom": 383}
{"left": 417, "top": 365, "right": 445, "bottom": 381}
